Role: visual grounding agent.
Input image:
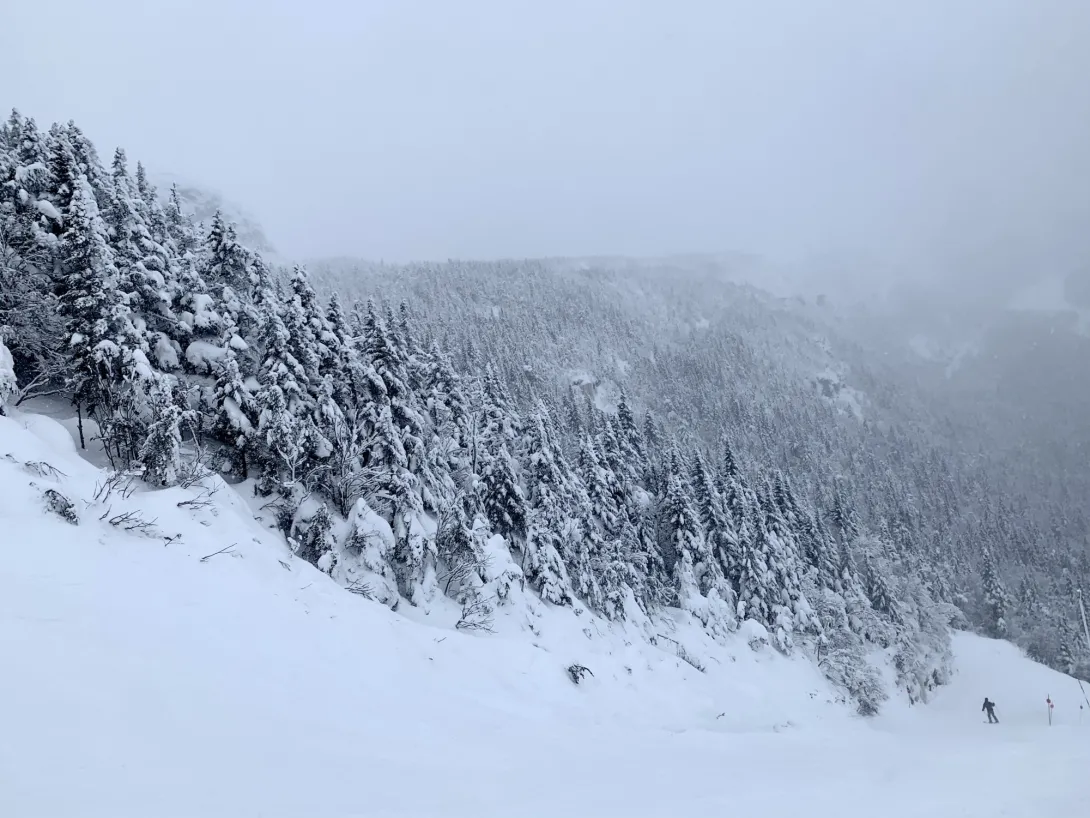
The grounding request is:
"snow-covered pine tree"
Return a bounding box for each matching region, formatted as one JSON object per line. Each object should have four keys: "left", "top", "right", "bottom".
{"left": 981, "top": 547, "right": 1010, "bottom": 638}
{"left": 616, "top": 386, "right": 641, "bottom": 456}
{"left": 360, "top": 300, "right": 428, "bottom": 478}
{"left": 580, "top": 434, "right": 622, "bottom": 536}
{"left": 106, "top": 148, "right": 171, "bottom": 340}
{"left": 690, "top": 450, "right": 735, "bottom": 596}
{"left": 256, "top": 382, "right": 301, "bottom": 496}
{"left": 322, "top": 291, "right": 364, "bottom": 410}
{"left": 627, "top": 514, "right": 668, "bottom": 610}
{"left": 719, "top": 469, "right": 751, "bottom": 586}
{"left": 64, "top": 122, "right": 111, "bottom": 210}
{"left": 139, "top": 377, "right": 184, "bottom": 487}
{"left": 661, "top": 457, "right": 706, "bottom": 604}
{"left": 255, "top": 286, "right": 308, "bottom": 417}
{"left": 201, "top": 211, "right": 252, "bottom": 298}
{"left": 720, "top": 434, "right": 740, "bottom": 481}
{"left": 350, "top": 302, "right": 433, "bottom": 601}
{"left": 164, "top": 183, "right": 199, "bottom": 258}
{"left": 420, "top": 340, "right": 471, "bottom": 507}
{"left": 519, "top": 405, "right": 574, "bottom": 606}
{"left": 641, "top": 410, "right": 664, "bottom": 492}
{"left": 57, "top": 173, "right": 149, "bottom": 460}
{"left": 1017, "top": 576, "right": 1041, "bottom": 619}
{"left": 284, "top": 265, "right": 328, "bottom": 405}
{"left": 1056, "top": 616, "right": 1083, "bottom": 676}
{"left": 210, "top": 324, "right": 256, "bottom": 478}
{"left": 479, "top": 440, "right": 527, "bottom": 543}
{"left": 756, "top": 478, "right": 810, "bottom": 650}
{"left": 858, "top": 537, "right": 902, "bottom": 631}
{"left": 831, "top": 488, "right": 860, "bottom": 544}
{"left": 569, "top": 485, "right": 606, "bottom": 614}
{"left": 659, "top": 447, "right": 735, "bottom": 635}
{"left": 736, "top": 486, "right": 778, "bottom": 636}
{"left": 808, "top": 512, "right": 844, "bottom": 592}
{"left": 295, "top": 502, "right": 337, "bottom": 573}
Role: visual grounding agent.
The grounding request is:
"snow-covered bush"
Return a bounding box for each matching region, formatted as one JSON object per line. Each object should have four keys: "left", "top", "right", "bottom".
{"left": 811, "top": 587, "right": 888, "bottom": 715}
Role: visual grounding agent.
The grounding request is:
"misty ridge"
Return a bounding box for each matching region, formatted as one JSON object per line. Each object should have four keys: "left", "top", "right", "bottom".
{"left": 3, "top": 0, "right": 1090, "bottom": 706}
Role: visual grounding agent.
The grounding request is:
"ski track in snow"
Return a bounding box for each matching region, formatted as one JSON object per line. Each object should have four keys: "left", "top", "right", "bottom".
{"left": 1, "top": 411, "right": 1088, "bottom": 818}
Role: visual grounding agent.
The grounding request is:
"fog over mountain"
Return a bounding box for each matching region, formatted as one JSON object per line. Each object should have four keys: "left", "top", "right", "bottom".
{"left": 5, "top": 0, "right": 1090, "bottom": 295}
{"left": 4, "top": 4, "right": 1090, "bottom": 814}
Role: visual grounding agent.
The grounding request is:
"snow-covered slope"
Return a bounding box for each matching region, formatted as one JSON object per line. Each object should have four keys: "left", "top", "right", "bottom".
{"left": 2, "top": 410, "right": 1088, "bottom": 817}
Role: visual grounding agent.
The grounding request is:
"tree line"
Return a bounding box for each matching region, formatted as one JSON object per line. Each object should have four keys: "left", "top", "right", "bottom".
{"left": 1, "top": 110, "right": 1083, "bottom": 708}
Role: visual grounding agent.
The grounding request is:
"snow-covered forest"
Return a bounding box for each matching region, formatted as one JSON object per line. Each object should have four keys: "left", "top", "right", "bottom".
{"left": 2, "top": 110, "right": 1087, "bottom": 712}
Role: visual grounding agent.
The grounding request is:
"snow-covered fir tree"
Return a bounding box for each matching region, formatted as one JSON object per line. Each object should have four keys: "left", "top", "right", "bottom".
{"left": 981, "top": 547, "right": 1010, "bottom": 638}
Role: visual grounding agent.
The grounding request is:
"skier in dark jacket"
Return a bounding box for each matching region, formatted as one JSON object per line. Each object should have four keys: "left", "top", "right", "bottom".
{"left": 982, "top": 697, "right": 998, "bottom": 723}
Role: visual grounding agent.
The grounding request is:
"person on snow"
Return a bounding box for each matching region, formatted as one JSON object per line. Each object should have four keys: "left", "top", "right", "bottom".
{"left": 982, "top": 697, "right": 999, "bottom": 723}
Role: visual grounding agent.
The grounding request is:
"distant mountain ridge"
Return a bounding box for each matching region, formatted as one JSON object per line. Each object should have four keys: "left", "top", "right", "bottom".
{"left": 150, "top": 173, "right": 277, "bottom": 259}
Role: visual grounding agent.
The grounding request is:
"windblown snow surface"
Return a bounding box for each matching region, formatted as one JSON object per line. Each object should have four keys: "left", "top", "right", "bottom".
{"left": 1, "top": 410, "right": 1087, "bottom": 818}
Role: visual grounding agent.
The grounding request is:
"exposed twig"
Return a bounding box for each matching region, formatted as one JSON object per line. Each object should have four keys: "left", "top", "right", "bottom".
{"left": 23, "top": 460, "right": 66, "bottom": 480}
{"left": 93, "top": 470, "right": 136, "bottom": 504}
{"left": 455, "top": 592, "right": 495, "bottom": 633}
{"left": 346, "top": 578, "right": 374, "bottom": 598}
{"left": 176, "top": 483, "right": 220, "bottom": 510}
{"left": 675, "top": 644, "right": 706, "bottom": 673}
{"left": 106, "top": 510, "right": 160, "bottom": 535}
{"left": 177, "top": 405, "right": 217, "bottom": 489}
{"left": 200, "top": 543, "right": 237, "bottom": 562}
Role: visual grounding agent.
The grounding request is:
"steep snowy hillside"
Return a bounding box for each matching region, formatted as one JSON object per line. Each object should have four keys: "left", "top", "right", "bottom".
{"left": 3, "top": 110, "right": 1088, "bottom": 762}
{"left": 2, "top": 409, "right": 1087, "bottom": 817}
{"left": 305, "top": 254, "right": 1090, "bottom": 676}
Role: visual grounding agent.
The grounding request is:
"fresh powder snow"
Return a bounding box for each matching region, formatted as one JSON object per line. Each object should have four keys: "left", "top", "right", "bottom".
{"left": 1, "top": 409, "right": 1087, "bottom": 818}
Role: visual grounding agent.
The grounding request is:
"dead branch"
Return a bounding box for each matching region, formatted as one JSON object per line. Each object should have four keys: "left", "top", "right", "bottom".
{"left": 13, "top": 356, "right": 71, "bottom": 407}
{"left": 455, "top": 592, "right": 495, "bottom": 633}
{"left": 23, "top": 460, "right": 67, "bottom": 480}
{"left": 177, "top": 413, "right": 215, "bottom": 489}
{"left": 93, "top": 470, "right": 136, "bottom": 504}
{"left": 346, "top": 578, "right": 374, "bottom": 599}
{"left": 106, "top": 510, "right": 159, "bottom": 535}
{"left": 176, "top": 483, "right": 221, "bottom": 510}
{"left": 200, "top": 543, "right": 237, "bottom": 562}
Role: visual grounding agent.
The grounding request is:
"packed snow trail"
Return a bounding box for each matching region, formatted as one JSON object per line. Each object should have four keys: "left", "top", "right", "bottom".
{"left": 1, "top": 412, "right": 1087, "bottom": 817}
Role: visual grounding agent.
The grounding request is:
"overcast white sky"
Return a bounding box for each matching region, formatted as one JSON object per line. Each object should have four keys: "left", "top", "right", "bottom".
{"left": 4, "top": 0, "right": 1090, "bottom": 284}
